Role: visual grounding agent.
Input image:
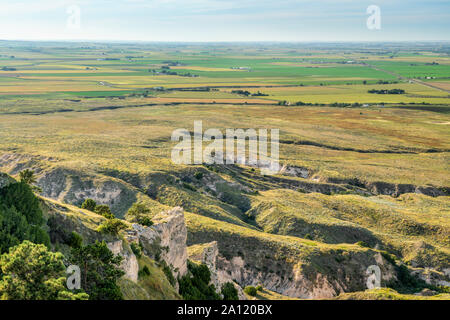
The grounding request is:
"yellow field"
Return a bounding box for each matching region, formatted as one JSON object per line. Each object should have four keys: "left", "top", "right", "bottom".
{"left": 225, "top": 83, "right": 450, "bottom": 104}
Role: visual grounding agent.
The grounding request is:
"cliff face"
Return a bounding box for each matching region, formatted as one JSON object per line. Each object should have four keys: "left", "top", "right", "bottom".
{"left": 132, "top": 207, "right": 188, "bottom": 278}
{"left": 107, "top": 240, "right": 139, "bottom": 283}
{"left": 213, "top": 251, "right": 396, "bottom": 299}
{"left": 188, "top": 241, "right": 247, "bottom": 300}
{"left": 187, "top": 226, "right": 399, "bottom": 299}
{"left": 37, "top": 167, "right": 137, "bottom": 218}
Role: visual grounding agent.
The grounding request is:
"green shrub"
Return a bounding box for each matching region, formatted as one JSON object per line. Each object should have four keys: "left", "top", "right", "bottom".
{"left": 139, "top": 216, "right": 154, "bottom": 227}
{"left": 221, "top": 282, "right": 239, "bottom": 300}
{"left": 139, "top": 265, "right": 151, "bottom": 278}
{"left": 244, "top": 286, "right": 257, "bottom": 296}
{"left": 81, "top": 199, "right": 97, "bottom": 212}
{"left": 256, "top": 285, "right": 263, "bottom": 292}
{"left": 194, "top": 172, "right": 204, "bottom": 180}
{"left": 97, "top": 219, "right": 127, "bottom": 235}
{"left": 95, "top": 205, "right": 114, "bottom": 219}
{"left": 162, "top": 262, "right": 176, "bottom": 287}
{"left": 130, "top": 242, "right": 142, "bottom": 258}
{"left": 67, "top": 232, "right": 83, "bottom": 249}
{"left": 388, "top": 264, "right": 430, "bottom": 294}
{"left": 182, "top": 182, "right": 197, "bottom": 192}
{"left": 126, "top": 203, "right": 154, "bottom": 226}
{"left": 18, "top": 169, "right": 37, "bottom": 185}
{"left": 126, "top": 203, "right": 149, "bottom": 220}
{"left": 178, "top": 261, "right": 220, "bottom": 300}
{"left": 216, "top": 183, "right": 250, "bottom": 212}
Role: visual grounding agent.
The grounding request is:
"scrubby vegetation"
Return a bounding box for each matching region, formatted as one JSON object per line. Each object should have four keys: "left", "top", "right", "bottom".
{"left": 244, "top": 286, "right": 258, "bottom": 296}
{"left": 221, "top": 282, "right": 239, "bottom": 300}
{"left": 69, "top": 240, "right": 125, "bottom": 300}
{"left": 0, "top": 241, "right": 88, "bottom": 300}
{"left": 126, "top": 203, "right": 154, "bottom": 226}
{"left": 0, "top": 174, "right": 129, "bottom": 300}
{"left": 0, "top": 180, "right": 50, "bottom": 254}
{"left": 178, "top": 261, "right": 220, "bottom": 300}
{"left": 97, "top": 218, "right": 128, "bottom": 235}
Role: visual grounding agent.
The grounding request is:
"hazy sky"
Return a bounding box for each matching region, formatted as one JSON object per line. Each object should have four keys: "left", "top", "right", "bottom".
{"left": 1, "top": 0, "right": 449, "bottom": 42}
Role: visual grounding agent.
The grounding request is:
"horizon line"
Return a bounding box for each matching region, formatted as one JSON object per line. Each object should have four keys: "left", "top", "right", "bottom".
{"left": 1, "top": 39, "right": 450, "bottom": 44}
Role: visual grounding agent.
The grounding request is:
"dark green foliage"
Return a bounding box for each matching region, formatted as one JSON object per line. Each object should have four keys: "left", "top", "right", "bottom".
{"left": 381, "top": 251, "right": 397, "bottom": 265}
{"left": 388, "top": 264, "right": 430, "bottom": 294}
{"left": 0, "top": 181, "right": 50, "bottom": 254}
{"left": 95, "top": 205, "right": 114, "bottom": 219}
{"left": 386, "top": 264, "right": 449, "bottom": 295}
{"left": 215, "top": 183, "right": 251, "bottom": 213}
{"left": 139, "top": 265, "right": 151, "bottom": 278}
{"left": 256, "top": 285, "right": 263, "bottom": 291}
{"left": 221, "top": 282, "right": 239, "bottom": 300}
{"left": 97, "top": 218, "right": 127, "bottom": 235}
{"left": 0, "top": 181, "right": 44, "bottom": 225}
{"left": 18, "top": 170, "right": 41, "bottom": 193}
{"left": 244, "top": 286, "right": 257, "bottom": 296}
{"left": 368, "top": 89, "right": 405, "bottom": 94}
{"left": 81, "top": 198, "right": 97, "bottom": 211}
{"left": 70, "top": 241, "right": 124, "bottom": 300}
{"left": 19, "top": 169, "right": 37, "bottom": 185}
{"left": 304, "top": 233, "right": 313, "bottom": 240}
{"left": 0, "top": 240, "right": 88, "bottom": 300}
{"left": 127, "top": 202, "right": 149, "bottom": 219}
{"left": 126, "top": 202, "right": 153, "bottom": 226}
{"left": 140, "top": 216, "right": 154, "bottom": 227}
{"left": 130, "top": 242, "right": 142, "bottom": 258}
{"left": 67, "top": 232, "right": 83, "bottom": 249}
{"left": 178, "top": 261, "right": 220, "bottom": 300}
{"left": 194, "top": 172, "right": 204, "bottom": 180}
{"left": 162, "top": 262, "right": 176, "bottom": 287}
{"left": 182, "top": 182, "right": 197, "bottom": 192}
{"left": 231, "top": 90, "right": 251, "bottom": 96}
{"left": 356, "top": 241, "right": 370, "bottom": 248}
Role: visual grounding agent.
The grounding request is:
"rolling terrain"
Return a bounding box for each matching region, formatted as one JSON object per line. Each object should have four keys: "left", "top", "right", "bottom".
{"left": 0, "top": 41, "right": 449, "bottom": 300}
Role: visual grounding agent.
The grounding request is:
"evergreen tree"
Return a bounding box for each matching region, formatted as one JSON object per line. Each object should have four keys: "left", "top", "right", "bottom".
{"left": 70, "top": 241, "right": 124, "bottom": 300}
{"left": 0, "top": 240, "right": 88, "bottom": 300}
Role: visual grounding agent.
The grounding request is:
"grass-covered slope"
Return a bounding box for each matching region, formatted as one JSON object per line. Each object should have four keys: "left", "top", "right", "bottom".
{"left": 40, "top": 195, "right": 180, "bottom": 300}
{"left": 335, "top": 288, "right": 450, "bottom": 300}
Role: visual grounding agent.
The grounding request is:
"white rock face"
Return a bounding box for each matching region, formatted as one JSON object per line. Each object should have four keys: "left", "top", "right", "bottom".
{"left": 190, "top": 241, "right": 247, "bottom": 300}
{"left": 413, "top": 267, "right": 450, "bottom": 287}
{"left": 107, "top": 240, "right": 139, "bottom": 283}
{"left": 133, "top": 206, "right": 188, "bottom": 278}
{"left": 214, "top": 252, "right": 397, "bottom": 299}
{"left": 279, "top": 165, "right": 310, "bottom": 178}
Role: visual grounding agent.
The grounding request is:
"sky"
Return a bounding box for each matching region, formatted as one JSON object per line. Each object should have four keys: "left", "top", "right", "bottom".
{"left": 0, "top": 0, "right": 449, "bottom": 42}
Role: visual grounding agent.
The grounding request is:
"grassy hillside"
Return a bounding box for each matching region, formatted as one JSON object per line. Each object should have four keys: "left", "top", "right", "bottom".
{"left": 0, "top": 42, "right": 448, "bottom": 300}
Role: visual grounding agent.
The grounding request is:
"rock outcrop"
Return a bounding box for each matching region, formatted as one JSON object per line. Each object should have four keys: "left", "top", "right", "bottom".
{"left": 107, "top": 240, "right": 139, "bottom": 283}
{"left": 188, "top": 228, "right": 399, "bottom": 299}
{"left": 132, "top": 207, "right": 188, "bottom": 278}
{"left": 188, "top": 241, "right": 247, "bottom": 300}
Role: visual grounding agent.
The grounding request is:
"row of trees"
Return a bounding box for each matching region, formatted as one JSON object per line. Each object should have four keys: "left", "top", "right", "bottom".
{"left": 368, "top": 89, "right": 405, "bottom": 94}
